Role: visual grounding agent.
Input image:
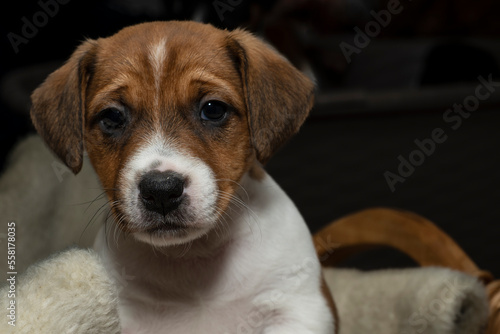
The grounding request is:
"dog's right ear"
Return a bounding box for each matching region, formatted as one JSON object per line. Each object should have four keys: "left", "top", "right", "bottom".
{"left": 226, "top": 29, "right": 315, "bottom": 165}
{"left": 30, "top": 40, "right": 97, "bottom": 174}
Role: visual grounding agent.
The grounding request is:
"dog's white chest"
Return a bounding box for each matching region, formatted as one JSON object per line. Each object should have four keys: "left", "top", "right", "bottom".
{"left": 116, "top": 243, "right": 264, "bottom": 333}
{"left": 120, "top": 294, "right": 268, "bottom": 334}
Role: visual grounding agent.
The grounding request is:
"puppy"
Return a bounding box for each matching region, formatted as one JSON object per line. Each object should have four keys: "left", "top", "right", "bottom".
{"left": 30, "top": 21, "right": 336, "bottom": 334}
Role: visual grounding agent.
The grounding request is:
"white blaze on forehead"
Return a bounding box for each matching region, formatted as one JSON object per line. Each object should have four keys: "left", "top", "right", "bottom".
{"left": 148, "top": 38, "right": 167, "bottom": 108}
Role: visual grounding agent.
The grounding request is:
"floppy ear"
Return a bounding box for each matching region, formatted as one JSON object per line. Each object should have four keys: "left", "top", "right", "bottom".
{"left": 30, "top": 40, "right": 97, "bottom": 174}
{"left": 227, "top": 29, "right": 315, "bottom": 164}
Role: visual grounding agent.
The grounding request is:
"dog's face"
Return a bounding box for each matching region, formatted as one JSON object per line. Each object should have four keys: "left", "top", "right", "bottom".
{"left": 31, "top": 21, "right": 314, "bottom": 246}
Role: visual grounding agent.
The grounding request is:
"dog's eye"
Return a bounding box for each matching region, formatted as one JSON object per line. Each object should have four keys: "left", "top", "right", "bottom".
{"left": 99, "top": 108, "right": 127, "bottom": 135}
{"left": 200, "top": 101, "right": 228, "bottom": 122}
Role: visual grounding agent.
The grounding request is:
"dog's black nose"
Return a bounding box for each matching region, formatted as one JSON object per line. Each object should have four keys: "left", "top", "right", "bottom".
{"left": 138, "top": 171, "right": 185, "bottom": 215}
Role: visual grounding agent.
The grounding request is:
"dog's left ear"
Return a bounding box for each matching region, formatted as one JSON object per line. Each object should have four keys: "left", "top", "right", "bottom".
{"left": 30, "top": 40, "right": 97, "bottom": 174}
{"left": 227, "top": 30, "right": 315, "bottom": 164}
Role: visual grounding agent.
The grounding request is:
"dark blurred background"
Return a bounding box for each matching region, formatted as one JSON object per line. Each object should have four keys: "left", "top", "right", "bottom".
{"left": 1, "top": 0, "right": 499, "bottom": 275}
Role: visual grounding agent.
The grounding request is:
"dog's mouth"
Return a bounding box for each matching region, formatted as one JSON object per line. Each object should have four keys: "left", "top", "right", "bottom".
{"left": 132, "top": 219, "right": 209, "bottom": 246}
{"left": 109, "top": 198, "right": 194, "bottom": 236}
{"left": 146, "top": 221, "right": 187, "bottom": 234}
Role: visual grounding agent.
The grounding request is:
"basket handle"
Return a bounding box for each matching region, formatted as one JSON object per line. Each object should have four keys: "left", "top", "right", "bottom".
{"left": 313, "top": 207, "right": 499, "bottom": 333}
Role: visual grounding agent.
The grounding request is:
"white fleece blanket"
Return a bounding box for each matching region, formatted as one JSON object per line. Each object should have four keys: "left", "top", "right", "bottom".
{"left": 324, "top": 267, "right": 489, "bottom": 334}
{"left": 0, "top": 249, "right": 120, "bottom": 333}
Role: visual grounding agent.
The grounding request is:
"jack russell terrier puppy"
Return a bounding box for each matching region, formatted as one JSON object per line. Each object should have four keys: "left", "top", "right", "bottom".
{"left": 30, "top": 21, "right": 337, "bottom": 333}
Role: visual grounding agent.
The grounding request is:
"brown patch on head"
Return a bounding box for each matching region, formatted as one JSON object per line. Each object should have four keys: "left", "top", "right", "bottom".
{"left": 30, "top": 21, "right": 314, "bottom": 233}
{"left": 79, "top": 22, "right": 254, "bottom": 215}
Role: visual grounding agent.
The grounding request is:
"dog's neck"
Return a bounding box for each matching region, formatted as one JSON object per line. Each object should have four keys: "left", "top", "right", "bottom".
{"left": 97, "top": 229, "right": 240, "bottom": 303}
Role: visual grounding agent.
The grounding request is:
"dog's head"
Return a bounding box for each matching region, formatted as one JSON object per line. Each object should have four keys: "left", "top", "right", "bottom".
{"left": 31, "top": 21, "right": 314, "bottom": 246}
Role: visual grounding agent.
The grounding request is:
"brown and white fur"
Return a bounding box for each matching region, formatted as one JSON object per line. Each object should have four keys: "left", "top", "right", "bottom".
{"left": 30, "top": 21, "right": 336, "bottom": 334}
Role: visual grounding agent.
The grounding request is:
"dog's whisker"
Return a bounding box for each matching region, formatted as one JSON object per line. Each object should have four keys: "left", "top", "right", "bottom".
{"left": 178, "top": 240, "right": 193, "bottom": 258}
{"left": 214, "top": 210, "right": 231, "bottom": 240}
{"left": 75, "top": 191, "right": 108, "bottom": 209}
{"left": 113, "top": 221, "right": 121, "bottom": 249}
{"left": 212, "top": 201, "right": 236, "bottom": 235}
{"left": 79, "top": 196, "right": 115, "bottom": 244}
{"left": 113, "top": 213, "right": 127, "bottom": 248}
{"left": 214, "top": 179, "right": 250, "bottom": 203}
{"left": 103, "top": 204, "right": 115, "bottom": 249}
{"left": 101, "top": 200, "right": 127, "bottom": 251}
{"left": 79, "top": 208, "right": 109, "bottom": 244}
{"left": 211, "top": 214, "right": 224, "bottom": 240}
{"left": 76, "top": 187, "right": 118, "bottom": 208}
{"left": 217, "top": 191, "right": 260, "bottom": 224}
{"left": 89, "top": 199, "right": 113, "bottom": 225}
{"left": 66, "top": 188, "right": 115, "bottom": 209}
{"left": 217, "top": 192, "right": 263, "bottom": 243}
{"left": 103, "top": 213, "right": 114, "bottom": 251}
